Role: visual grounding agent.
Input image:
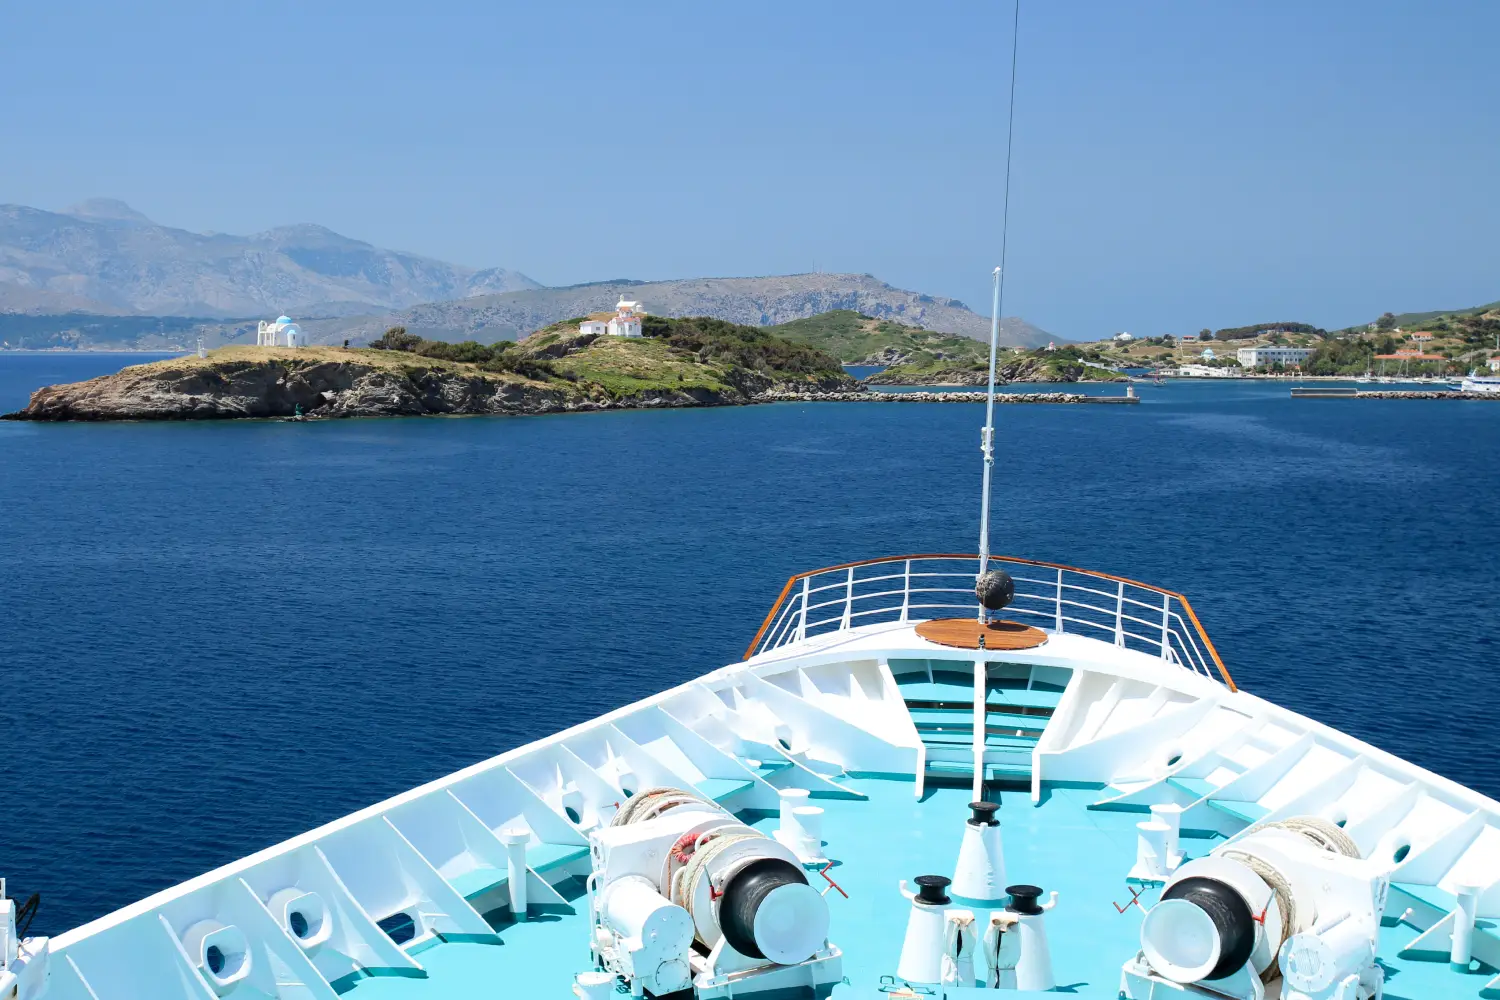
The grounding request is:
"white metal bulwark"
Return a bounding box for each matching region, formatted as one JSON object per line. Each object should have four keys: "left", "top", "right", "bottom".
{"left": 746, "top": 556, "right": 1231, "bottom": 690}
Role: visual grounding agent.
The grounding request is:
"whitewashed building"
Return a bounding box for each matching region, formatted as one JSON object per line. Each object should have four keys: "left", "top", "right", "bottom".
{"left": 256, "top": 315, "right": 304, "bottom": 348}
{"left": 607, "top": 299, "right": 644, "bottom": 337}
{"left": 1236, "top": 346, "right": 1314, "bottom": 367}
{"left": 578, "top": 300, "right": 645, "bottom": 338}
{"left": 1112, "top": 332, "right": 1134, "bottom": 343}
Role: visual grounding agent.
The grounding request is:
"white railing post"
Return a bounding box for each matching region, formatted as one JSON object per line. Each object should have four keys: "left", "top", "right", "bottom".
{"left": 840, "top": 566, "right": 855, "bottom": 631}
{"left": 796, "top": 577, "right": 810, "bottom": 642}
{"left": 1114, "top": 581, "right": 1125, "bottom": 646}
{"left": 1160, "top": 593, "right": 1172, "bottom": 659}
{"left": 1054, "top": 568, "right": 1064, "bottom": 633}
{"left": 899, "top": 559, "right": 912, "bottom": 623}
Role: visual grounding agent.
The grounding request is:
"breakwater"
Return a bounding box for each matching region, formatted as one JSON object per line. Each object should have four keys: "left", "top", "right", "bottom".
{"left": 758, "top": 389, "right": 1139, "bottom": 404}
{"left": 1291, "top": 388, "right": 1500, "bottom": 400}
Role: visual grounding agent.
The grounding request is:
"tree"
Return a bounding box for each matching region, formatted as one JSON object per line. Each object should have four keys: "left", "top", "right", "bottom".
{"left": 370, "top": 326, "right": 421, "bottom": 351}
{"left": 1198, "top": 328, "right": 1213, "bottom": 342}
{"left": 1375, "top": 312, "right": 1397, "bottom": 332}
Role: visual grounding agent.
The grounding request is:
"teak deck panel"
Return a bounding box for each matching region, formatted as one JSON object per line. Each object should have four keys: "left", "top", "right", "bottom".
{"left": 913, "top": 617, "right": 1049, "bottom": 650}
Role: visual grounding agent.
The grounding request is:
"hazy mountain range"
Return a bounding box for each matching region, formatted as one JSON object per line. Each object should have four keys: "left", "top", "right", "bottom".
{"left": 0, "top": 199, "right": 1052, "bottom": 348}
{"left": 0, "top": 199, "right": 539, "bottom": 317}
{"left": 295, "top": 274, "right": 1049, "bottom": 348}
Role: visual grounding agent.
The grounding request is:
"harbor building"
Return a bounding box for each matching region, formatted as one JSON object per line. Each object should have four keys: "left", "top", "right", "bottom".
{"left": 1236, "top": 345, "right": 1314, "bottom": 367}
{"left": 256, "top": 315, "right": 304, "bottom": 348}
{"left": 1488, "top": 356, "right": 1500, "bottom": 372}
{"left": 579, "top": 300, "right": 646, "bottom": 338}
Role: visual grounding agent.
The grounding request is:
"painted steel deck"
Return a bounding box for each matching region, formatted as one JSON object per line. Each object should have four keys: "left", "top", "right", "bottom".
{"left": 187, "top": 778, "right": 1489, "bottom": 1000}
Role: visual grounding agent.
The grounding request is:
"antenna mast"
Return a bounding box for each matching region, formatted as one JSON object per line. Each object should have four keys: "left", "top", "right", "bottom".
{"left": 977, "top": 267, "right": 1002, "bottom": 581}
{"left": 976, "top": 0, "right": 1020, "bottom": 611}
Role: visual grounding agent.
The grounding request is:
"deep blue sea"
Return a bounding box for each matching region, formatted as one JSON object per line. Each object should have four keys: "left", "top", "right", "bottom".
{"left": 4, "top": 353, "right": 1499, "bottom": 935}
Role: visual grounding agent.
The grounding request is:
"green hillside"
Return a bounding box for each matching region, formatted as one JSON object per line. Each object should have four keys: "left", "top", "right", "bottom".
{"left": 1387, "top": 300, "right": 1500, "bottom": 330}
{"left": 764, "top": 310, "right": 988, "bottom": 365}
{"left": 508, "top": 314, "right": 853, "bottom": 396}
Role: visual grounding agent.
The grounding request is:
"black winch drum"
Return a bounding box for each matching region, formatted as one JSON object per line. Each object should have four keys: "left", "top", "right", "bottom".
{"left": 1141, "top": 876, "right": 1257, "bottom": 983}
{"left": 718, "top": 857, "right": 829, "bottom": 965}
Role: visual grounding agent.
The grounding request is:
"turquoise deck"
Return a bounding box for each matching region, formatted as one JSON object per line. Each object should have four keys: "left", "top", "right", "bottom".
{"left": 340, "top": 777, "right": 1493, "bottom": 998}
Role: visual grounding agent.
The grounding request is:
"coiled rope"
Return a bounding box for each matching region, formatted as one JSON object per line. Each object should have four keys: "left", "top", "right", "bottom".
{"left": 671, "top": 828, "right": 762, "bottom": 937}
{"left": 610, "top": 786, "right": 708, "bottom": 827}
{"left": 1220, "top": 816, "right": 1362, "bottom": 982}
{"left": 1273, "top": 816, "right": 1362, "bottom": 860}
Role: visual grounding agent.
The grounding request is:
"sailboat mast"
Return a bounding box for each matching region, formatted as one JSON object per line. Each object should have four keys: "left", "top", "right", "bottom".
{"left": 977, "top": 267, "right": 1002, "bottom": 593}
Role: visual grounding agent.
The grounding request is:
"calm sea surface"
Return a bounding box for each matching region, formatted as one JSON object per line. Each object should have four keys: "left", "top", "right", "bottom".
{"left": 4, "top": 353, "right": 1498, "bottom": 934}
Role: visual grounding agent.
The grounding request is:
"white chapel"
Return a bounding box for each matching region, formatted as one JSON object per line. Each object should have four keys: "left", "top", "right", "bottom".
{"left": 579, "top": 299, "right": 645, "bottom": 338}
{"left": 257, "top": 315, "right": 304, "bottom": 348}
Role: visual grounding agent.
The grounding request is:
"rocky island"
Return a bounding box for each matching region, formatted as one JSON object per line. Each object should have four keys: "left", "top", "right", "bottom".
{"left": 3, "top": 316, "right": 855, "bottom": 421}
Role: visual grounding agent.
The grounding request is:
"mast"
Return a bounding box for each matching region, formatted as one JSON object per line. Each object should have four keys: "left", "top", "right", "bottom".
{"left": 976, "top": 267, "right": 1002, "bottom": 596}
{"left": 977, "top": 0, "right": 1021, "bottom": 616}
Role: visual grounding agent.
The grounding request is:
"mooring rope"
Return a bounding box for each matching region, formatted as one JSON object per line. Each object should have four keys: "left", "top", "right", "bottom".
{"left": 1220, "top": 815, "right": 1361, "bottom": 982}
{"left": 671, "top": 828, "right": 762, "bottom": 937}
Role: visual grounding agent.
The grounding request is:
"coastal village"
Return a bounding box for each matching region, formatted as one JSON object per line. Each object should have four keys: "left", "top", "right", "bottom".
{"left": 1093, "top": 314, "right": 1500, "bottom": 380}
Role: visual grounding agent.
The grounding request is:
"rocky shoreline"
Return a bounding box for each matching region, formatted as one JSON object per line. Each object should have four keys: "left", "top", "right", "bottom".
{"left": 2, "top": 350, "right": 1142, "bottom": 423}
{"left": 0, "top": 354, "right": 836, "bottom": 422}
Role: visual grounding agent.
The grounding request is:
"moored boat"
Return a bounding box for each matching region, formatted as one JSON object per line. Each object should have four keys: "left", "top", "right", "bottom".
{"left": 1460, "top": 375, "right": 1500, "bottom": 395}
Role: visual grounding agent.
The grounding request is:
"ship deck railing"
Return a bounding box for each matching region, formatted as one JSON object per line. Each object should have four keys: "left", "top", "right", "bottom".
{"left": 745, "top": 554, "right": 1235, "bottom": 690}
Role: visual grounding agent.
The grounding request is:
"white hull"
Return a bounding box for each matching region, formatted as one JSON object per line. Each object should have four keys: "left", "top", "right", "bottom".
{"left": 1461, "top": 376, "right": 1500, "bottom": 394}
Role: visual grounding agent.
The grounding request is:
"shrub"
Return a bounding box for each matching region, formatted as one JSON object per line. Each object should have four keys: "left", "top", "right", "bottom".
{"left": 640, "top": 315, "right": 843, "bottom": 376}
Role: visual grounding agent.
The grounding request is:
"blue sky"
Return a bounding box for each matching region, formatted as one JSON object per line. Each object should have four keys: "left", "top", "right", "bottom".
{"left": 3, "top": 1, "right": 1497, "bottom": 339}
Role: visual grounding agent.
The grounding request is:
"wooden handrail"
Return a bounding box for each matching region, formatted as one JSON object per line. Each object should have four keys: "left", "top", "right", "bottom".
{"left": 742, "top": 553, "right": 1238, "bottom": 692}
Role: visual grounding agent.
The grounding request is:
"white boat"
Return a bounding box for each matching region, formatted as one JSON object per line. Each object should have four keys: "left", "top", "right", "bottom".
{"left": 1460, "top": 375, "right": 1500, "bottom": 395}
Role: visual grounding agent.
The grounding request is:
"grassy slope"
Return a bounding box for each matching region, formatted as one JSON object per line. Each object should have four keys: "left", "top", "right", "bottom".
{"left": 549, "top": 336, "right": 737, "bottom": 395}
{"left": 1386, "top": 300, "right": 1500, "bottom": 330}
{"left": 765, "top": 310, "right": 987, "bottom": 364}
{"left": 522, "top": 315, "right": 851, "bottom": 396}
{"left": 123, "top": 344, "right": 540, "bottom": 381}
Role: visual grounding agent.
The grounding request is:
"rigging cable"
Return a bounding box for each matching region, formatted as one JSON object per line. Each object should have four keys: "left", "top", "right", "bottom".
{"left": 977, "top": 0, "right": 1022, "bottom": 582}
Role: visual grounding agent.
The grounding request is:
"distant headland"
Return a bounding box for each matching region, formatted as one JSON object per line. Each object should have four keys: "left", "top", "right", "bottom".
{"left": 2, "top": 311, "right": 854, "bottom": 421}
{"left": 2, "top": 308, "right": 1126, "bottom": 422}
